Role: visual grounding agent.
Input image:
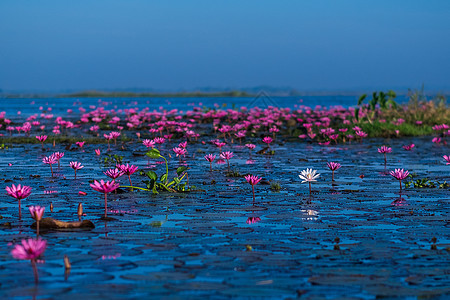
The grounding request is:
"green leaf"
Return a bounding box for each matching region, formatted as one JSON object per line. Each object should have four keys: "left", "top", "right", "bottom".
{"left": 354, "top": 108, "right": 360, "bottom": 121}
{"left": 357, "top": 94, "right": 367, "bottom": 106}
{"left": 146, "top": 171, "right": 158, "bottom": 181}
{"left": 146, "top": 148, "right": 161, "bottom": 159}
{"left": 160, "top": 173, "right": 168, "bottom": 183}
{"left": 176, "top": 166, "right": 188, "bottom": 176}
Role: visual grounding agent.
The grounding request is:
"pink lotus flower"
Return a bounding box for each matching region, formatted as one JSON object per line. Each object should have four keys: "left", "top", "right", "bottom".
{"left": 29, "top": 205, "right": 45, "bottom": 237}
{"left": 117, "top": 164, "right": 138, "bottom": 186}
{"left": 327, "top": 162, "right": 341, "bottom": 181}
{"left": 154, "top": 137, "right": 165, "bottom": 147}
{"left": 378, "top": 146, "right": 392, "bottom": 165}
{"left": 6, "top": 184, "right": 32, "bottom": 219}
{"left": 29, "top": 205, "right": 45, "bottom": 221}
{"left": 389, "top": 168, "right": 409, "bottom": 191}
{"left": 52, "top": 151, "right": 64, "bottom": 168}
{"left": 11, "top": 238, "right": 47, "bottom": 283}
{"left": 378, "top": 146, "right": 392, "bottom": 154}
{"left": 402, "top": 144, "right": 415, "bottom": 151}
{"left": 95, "top": 149, "right": 101, "bottom": 156}
{"left": 245, "top": 143, "right": 256, "bottom": 151}
{"left": 76, "top": 141, "right": 85, "bottom": 148}
{"left": 246, "top": 216, "right": 261, "bottom": 224}
{"left": 262, "top": 136, "right": 273, "bottom": 147}
{"left": 245, "top": 174, "right": 262, "bottom": 202}
{"left": 215, "top": 141, "right": 226, "bottom": 152}
{"left": 43, "top": 154, "right": 58, "bottom": 177}
{"left": 90, "top": 180, "right": 120, "bottom": 218}
{"left": 443, "top": 155, "right": 450, "bottom": 165}
{"left": 432, "top": 137, "right": 441, "bottom": 144}
{"left": 220, "top": 151, "right": 234, "bottom": 171}
{"left": 11, "top": 238, "right": 47, "bottom": 260}
{"left": 173, "top": 147, "right": 187, "bottom": 157}
{"left": 355, "top": 130, "right": 368, "bottom": 143}
{"left": 143, "top": 139, "right": 155, "bottom": 149}
{"left": 36, "top": 135, "right": 47, "bottom": 148}
{"left": 69, "top": 161, "right": 84, "bottom": 179}
{"left": 110, "top": 131, "right": 121, "bottom": 145}
{"left": 104, "top": 168, "right": 124, "bottom": 181}
{"left": 205, "top": 154, "right": 216, "bottom": 171}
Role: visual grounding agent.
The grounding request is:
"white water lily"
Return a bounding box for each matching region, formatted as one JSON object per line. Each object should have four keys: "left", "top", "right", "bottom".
{"left": 299, "top": 168, "right": 320, "bottom": 183}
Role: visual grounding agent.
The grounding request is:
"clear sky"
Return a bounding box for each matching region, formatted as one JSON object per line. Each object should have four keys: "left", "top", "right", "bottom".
{"left": 1, "top": 0, "right": 449, "bottom": 92}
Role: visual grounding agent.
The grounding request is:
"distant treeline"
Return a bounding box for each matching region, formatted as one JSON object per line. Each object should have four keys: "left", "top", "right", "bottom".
{"left": 2, "top": 90, "right": 254, "bottom": 98}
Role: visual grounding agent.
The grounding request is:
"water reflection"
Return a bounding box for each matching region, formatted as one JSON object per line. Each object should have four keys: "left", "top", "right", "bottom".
{"left": 301, "top": 209, "right": 318, "bottom": 221}
{"left": 391, "top": 195, "right": 407, "bottom": 206}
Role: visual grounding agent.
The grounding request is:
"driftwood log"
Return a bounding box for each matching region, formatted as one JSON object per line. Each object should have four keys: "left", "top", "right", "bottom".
{"left": 31, "top": 217, "right": 95, "bottom": 229}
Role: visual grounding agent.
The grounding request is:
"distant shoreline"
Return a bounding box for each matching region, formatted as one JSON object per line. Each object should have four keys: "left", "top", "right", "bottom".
{"left": 0, "top": 90, "right": 255, "bottom": 99}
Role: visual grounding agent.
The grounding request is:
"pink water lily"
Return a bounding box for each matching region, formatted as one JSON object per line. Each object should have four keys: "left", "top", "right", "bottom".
{"left": 117, "top": 164, "right": 138, "bottom": 186}
{"left": 11, "top": 238, "right": 47, "bottom": 284}
{"left": 327, "top": 162, "right": 341, "bottom": 181}
{"left": 389, "top": 168, "right": 409, "bottom": 191}
{"left": 220, "top": 151, "right": 234, "bottom": 172}
{"left": 443, "top": 155, "right": 450, "bottom": 165}
{"left": 244, "top": 174, "right": 262, "bottom": 202}
{"left": 90, "top": 180, "right": 120, "bottom": 218}
{"left": 205, "top": 154, "right": 216, "bottom": 171}
{"left": 6, "top": 184, "right": 32, "bottom": 219}
{"left": 29, "top": 205, "right": 45, "bottom": 237}
{"left": 69, "top": 161, "right": 84, "bottom": 179}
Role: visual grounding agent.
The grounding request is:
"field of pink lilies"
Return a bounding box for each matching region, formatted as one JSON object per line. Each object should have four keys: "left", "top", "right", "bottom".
{"left": 0, "top": 96, "right": 449, "bottom": 299}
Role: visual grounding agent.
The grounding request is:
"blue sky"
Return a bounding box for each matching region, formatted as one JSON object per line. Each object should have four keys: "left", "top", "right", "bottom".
{"left": 1, "top": 0, "right": 449, "bottom": 92}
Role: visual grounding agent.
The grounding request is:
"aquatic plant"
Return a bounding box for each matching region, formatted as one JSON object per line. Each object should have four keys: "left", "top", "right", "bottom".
{"left": 53, "top": 152, "right": 64, "bottom": 168}
{"left": 245, "top": 143, "right": 256, "bottom": 155}
{"left": 95, "top": 148, "right": 101, "bottom": 156}
{"left": 327, "top": 162, "right": 341, "bottom": 181}
{"left": 270, "top": 181, "right": 281, "bottom": 192}
{"left": 377, "top": 146, "right": 392, "bottom": 166}
{"left": 90, "top": 179, "right": 120, "bottom": 218}
{"left": 69, "top": 161, "right": 84, "bottom": 179}
{"left": 299, "top": 168, "right": 320, "bottom": 195}
{"left": 244, "top": 174, "right": 262, "bottom": 202}
{"left": 36, "top": 135, "right": 47, "bottom": 148}
{"left": 443, "top": 155, "right": 450, "bottom": 165}
{"left": 29, "top": 206, "right": 45, "bottom": 237}
{"left": 389, "top": 168, "right": 409, "bottom": 191}
{"left": 104, "top": 168, "right": 124, "bottom": 182}
{"left": 42, "top": 154, "right": 58, "bottom": 177}
{"left": 204, "top": 154, "right": 216, "bottom": 171}
{"left": 262, "top": 136, "right": 273, "bottom": 148}
{"left": 173, "top": 147, "right": 187, "bottom": 161}
{"left": 143, "top": 139, "right": 155, "bottom": 149}
{"left": 11, "top": 238, "right": 47, "bottom": 284}
{"left": 6, "top": 184, "right": 32, "bottom": 219}
{"left": 76, "top": 141, "right": 85, "bottom": 148}
{"left": 402, "top": 144, "right": 415, "bottom": 151}
{"left": 140, "top": 153, "right": 190, "bottom": 194}
{"left": 110, "top": 131, "right": 121, "bottom": 145}
{"left": 117, "top": 164, "right": 138, "bottom": 187}
{"left": 220, "top": 151, "right": 234, "bottom": 172}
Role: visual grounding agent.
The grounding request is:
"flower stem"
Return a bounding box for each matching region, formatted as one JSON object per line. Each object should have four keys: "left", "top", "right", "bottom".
{"left": 332, "top": 170, "right": 335, "bottom": 181}
{"left": 252, "top": 185, "right": 255, "bottom": 202}
{"left": 31, "top": 259, "right": 39, "bottom": 284}
{"left": 50, "top": 164, "right": 53, "bottom": 177}
{"left": 18, "top": 199, "right": 22, "bottom": 220}
{"left": 309, "top": 182, "right": 312, "bottom": 195}
{"left": 36, "top": 220, "right": 40, "bottom": 238}
{"left": 104, "top": 193, "right": 108, "bottom": 218}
